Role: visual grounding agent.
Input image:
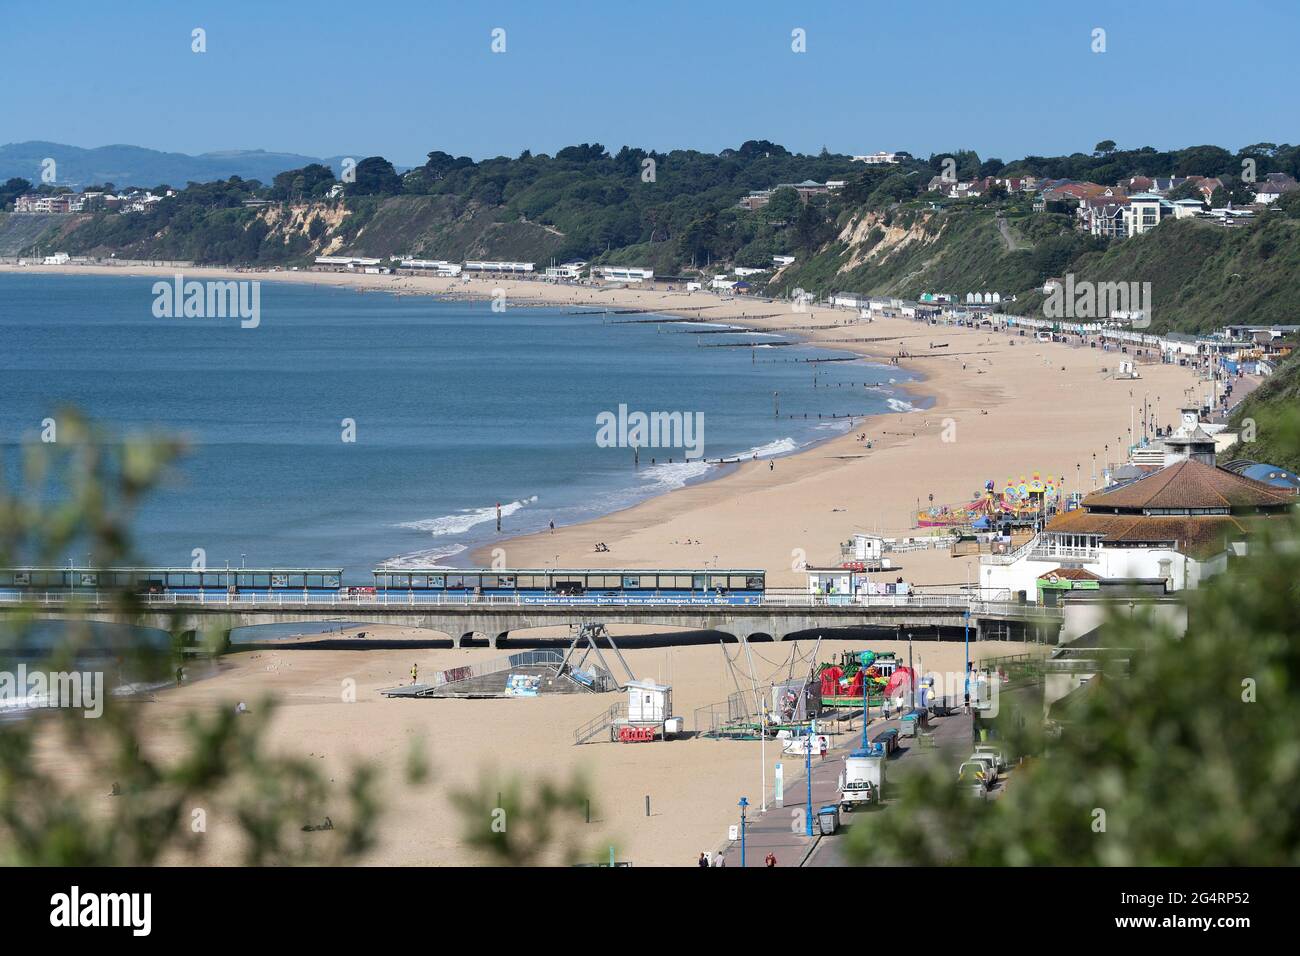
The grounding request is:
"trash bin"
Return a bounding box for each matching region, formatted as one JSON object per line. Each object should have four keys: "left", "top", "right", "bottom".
{"left": 817, "top": 804, "right": 840, "bottom": 835}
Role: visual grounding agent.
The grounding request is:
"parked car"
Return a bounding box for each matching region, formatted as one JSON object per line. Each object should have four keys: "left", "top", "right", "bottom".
{"left": 968, "top": 752, "right": 1000, "bottom": 785}
{"left": 973, "top": 744, "right": 1006, "bottom": 771}
{"left": 957, "top": 761, "right": 990, "bottom": 796}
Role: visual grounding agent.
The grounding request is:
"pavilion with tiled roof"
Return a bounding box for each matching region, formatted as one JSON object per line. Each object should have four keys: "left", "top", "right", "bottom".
{"left": 1042, "top": 459, "right": 1294, "bottom": 560}
{"left": 981, "top": 459, "right": 1294, "bottom": 601}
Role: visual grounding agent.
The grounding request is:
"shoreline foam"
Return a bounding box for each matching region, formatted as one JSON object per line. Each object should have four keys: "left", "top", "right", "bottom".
{"left": 0, "top": 262, "right": 1203, "bottom": 591}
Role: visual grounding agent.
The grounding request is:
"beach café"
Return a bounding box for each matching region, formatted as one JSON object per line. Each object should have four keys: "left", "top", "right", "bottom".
{"left": 806, "top": 567, "right": 910, "bottom": 604}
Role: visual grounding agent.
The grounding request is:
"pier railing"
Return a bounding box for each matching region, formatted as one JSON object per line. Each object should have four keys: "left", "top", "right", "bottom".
{"left": 0, "top": 590, "right": 1061, "bottom": 618}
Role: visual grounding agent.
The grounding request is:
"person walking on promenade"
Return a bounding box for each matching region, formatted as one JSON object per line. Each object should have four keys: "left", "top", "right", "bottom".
{"left": 765, "top": 852, "right": 777, "bottom": 867}
{"left": 698, "top": 852, "right": 709, "bottom": 867}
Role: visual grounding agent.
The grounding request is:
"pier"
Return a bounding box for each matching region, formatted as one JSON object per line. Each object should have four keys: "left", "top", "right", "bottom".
{"left": 1, "top": 591, "right": 1062, "bottom": 648}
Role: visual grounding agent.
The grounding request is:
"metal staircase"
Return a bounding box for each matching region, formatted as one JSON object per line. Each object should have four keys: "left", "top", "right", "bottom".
{"left": 573, "top": 701, "right": 627, "bottom": 745}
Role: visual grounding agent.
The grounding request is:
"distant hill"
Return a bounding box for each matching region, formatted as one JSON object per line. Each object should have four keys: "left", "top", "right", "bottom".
{"left": 8, "top": 138, "right": 1300, "bottom": 340}
{"left": 0, "top": 141, "right": 362, "bottom": 189}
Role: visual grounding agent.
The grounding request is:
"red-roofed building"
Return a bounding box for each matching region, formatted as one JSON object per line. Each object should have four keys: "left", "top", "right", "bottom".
{"left": 980, "top": 459, "right": 1293, "bottom": 602}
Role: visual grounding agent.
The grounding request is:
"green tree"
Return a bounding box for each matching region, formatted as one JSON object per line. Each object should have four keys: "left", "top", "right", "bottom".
{"left": 677, "top": 210, "right": 719, "bottom": 264}
{"left": 348, "top": 157, "right": 402, "bottom": 197}
{"left": 0, "top": 415, "right": 385, "bottom": 865}
{"left": 0, "top": 177, "right": 31, "bottom": 208}
{"left": 1166, "top": 179, "right": 1204, "bottom": 202}
{"left": 764, "top": 186, "right": 802, "bottom": 223}
{"left": 845, "top": 410, "right": 1300, "bottom": 865}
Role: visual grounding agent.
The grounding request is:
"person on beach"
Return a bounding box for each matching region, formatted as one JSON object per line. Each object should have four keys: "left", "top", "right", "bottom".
{"left": 549, "top": 520, "right": 555, "bottom": 534}
{"left": 411, "top": 663, "right": 418, "bottom": 685}
{"left": 769, "top": 460, "right": 774, "bottom": 472}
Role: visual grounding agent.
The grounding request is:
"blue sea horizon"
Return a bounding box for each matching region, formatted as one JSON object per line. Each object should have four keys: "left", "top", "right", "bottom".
{"left": 0, "top": 273, "right": 925, "bottom": 581}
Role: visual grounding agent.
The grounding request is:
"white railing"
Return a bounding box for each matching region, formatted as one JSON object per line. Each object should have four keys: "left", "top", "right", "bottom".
{"left": 0, "top": 589, "right": 1060, "bottom": 617}
{"left": 882, "top": 536, "right": 958, "bottom": 553}
{"left": 981, "top": 535, "right": 1041, "bottom": 566}
{"left": 1029, "top": 544, "right": 1100, "bottom": 562}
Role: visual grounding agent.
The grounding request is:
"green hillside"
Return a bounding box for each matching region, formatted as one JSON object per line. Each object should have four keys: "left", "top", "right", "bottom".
{"left": 766, "top": 199, "right": 1095, "bottom": 304}
{"left": 1016, "top": 214, "right": 1300, "bottom": 333}
{"left": 1223, "top": 352, "right": 1300, "bottom": 472}
{"left": 8, "top": 139, "right": 1300, "bottom": 339}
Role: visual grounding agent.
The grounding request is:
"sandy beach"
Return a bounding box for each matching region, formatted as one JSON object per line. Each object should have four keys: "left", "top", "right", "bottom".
{"left": 29, "top": 629, "right": 1036, "bottom": 867}
{"left": 10, "top": 261, "right": 1201, "bottom": 865}
{"left": 2, "top": 261, "right": 1203, "bottom": 590}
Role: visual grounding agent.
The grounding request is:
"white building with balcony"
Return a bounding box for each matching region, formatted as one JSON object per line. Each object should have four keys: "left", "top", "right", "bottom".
{"left": 1123, "top": 193, "right": 1175, "bottom": 236}
{"left": 852, "top": 152, "right": 901, "bottom": 165}
{"left": 979, "top": 459, "right": 1294, "bottom": 602}
{"left": 594, "top": 266, "right": 653, "bottom": 283}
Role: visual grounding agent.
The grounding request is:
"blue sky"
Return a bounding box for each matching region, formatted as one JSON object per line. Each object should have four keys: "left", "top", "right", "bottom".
{"left": 3, "top": 0, "right": 1297, "bottom": 164}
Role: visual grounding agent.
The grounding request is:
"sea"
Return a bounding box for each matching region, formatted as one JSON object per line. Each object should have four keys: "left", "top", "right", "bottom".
{"left": 0, "top": 273, "right": 923, "bottom": 580}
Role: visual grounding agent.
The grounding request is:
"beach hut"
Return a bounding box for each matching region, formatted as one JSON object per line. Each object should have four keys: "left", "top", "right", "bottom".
{"left": 625, "top": 680, "right": 672, "bottom": 723}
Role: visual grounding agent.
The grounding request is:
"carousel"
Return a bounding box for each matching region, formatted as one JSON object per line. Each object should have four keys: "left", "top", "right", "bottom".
{"left": 915, "top": 472, "right": 1063, "bottom": 530}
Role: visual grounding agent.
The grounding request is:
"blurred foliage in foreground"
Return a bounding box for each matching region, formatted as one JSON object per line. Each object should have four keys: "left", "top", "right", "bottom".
{"left": 846, "top": 412, "right": 1300, "bottom": 865}
{"left": 0, "top": 416, "right": 381, "bottom": 865}
{"left": 453, "top": 772, "right": 598, "bottom": 867}
{"left": 0, "top": 415, "right": 600, "bottom": 866}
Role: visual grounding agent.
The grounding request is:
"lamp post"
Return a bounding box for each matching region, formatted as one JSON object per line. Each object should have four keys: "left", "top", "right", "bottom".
{"left": 964, "top": 607, "right": 971, "bottom": 713}
{"left": 805, "top": 729, "right": 814, "bottom": 836}
{"left": 738, "top": 797, "right": 749, "bottom": 866}
{"left": 908, "top": 633, "right": 915, "bottom": 710}
{"left": 861, "top": 653, "right": 870, "bottom": 750}
{"left": 760, "top": 707, "right": 767, "bottom": 813}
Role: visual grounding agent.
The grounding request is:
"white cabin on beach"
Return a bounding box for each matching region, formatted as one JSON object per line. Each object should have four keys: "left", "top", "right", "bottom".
{"left": 626, "top": 680, "right": 672, "bottom": 723}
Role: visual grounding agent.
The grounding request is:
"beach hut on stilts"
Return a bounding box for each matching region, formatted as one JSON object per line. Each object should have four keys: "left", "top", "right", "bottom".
{"left": 570, "top": 624, "right": 682, "bottom": 744}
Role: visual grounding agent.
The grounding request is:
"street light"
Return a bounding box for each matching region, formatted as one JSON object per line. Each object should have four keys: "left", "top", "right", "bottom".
{"left": 861, "top": 652, "right": 870, "bottom": 750}
{"left": 738, "top": 797, "right": 749, "bottom": 866}
{"left": 964, "top": 607, "right": 972, "bottom": 713}
{"left": 805, "top": 724, "right": 814, "bottom": 837}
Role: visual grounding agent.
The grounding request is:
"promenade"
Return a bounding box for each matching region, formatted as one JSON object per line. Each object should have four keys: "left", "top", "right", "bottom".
{"left": 717, "top": 708, "right": 975, "bottom": 867}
